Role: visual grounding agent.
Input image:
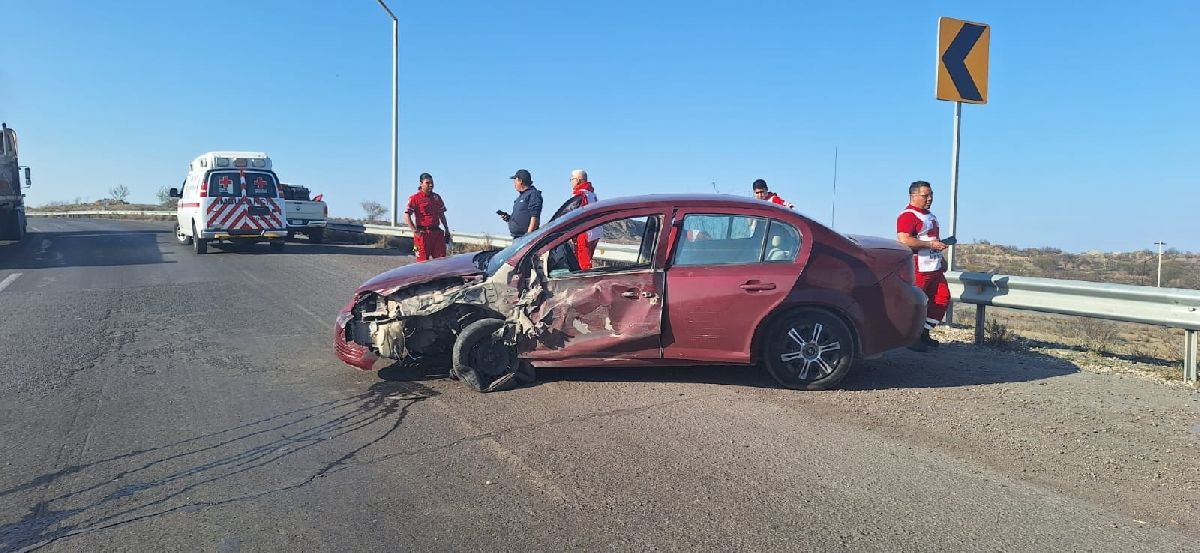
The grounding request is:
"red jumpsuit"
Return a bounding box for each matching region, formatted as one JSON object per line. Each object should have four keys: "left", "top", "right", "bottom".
{"left": 406, "top": 191, "right": 447, "bottom": 261}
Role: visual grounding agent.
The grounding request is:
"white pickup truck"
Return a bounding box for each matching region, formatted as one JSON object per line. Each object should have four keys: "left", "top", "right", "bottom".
{"left": 282, "top": 184, "right": 328, "bottom": 243}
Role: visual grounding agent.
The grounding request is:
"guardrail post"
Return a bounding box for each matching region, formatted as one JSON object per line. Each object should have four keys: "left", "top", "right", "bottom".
{"left": 974, "top": 304, "right": 986, "bottom": 345}
{"left": 1185, "top": 330, "right": 1198, "bottom": 383}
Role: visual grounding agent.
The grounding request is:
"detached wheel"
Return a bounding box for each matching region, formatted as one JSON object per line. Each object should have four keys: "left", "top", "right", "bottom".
{"left": 175, "top": 222, "right": 192, "bottom": 245}
{"left": 192, "top": 222, "right": 207, "bottom": 254}
{"left": 452, "top": 318, "right": 534, "bottom": 392}
{"left": 308, "top": 228, "right": 324, "bottom": 244}
{"left": 763, "top": 308, "right": 855, "bottom": 391}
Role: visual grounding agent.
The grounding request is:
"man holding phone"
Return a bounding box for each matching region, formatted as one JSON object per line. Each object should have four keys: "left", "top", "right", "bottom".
{"left": 896, "top": 180, "right": 950, "bottom": 352}
{"left": 497, "top": 169, "right": 543, "bottom": 238}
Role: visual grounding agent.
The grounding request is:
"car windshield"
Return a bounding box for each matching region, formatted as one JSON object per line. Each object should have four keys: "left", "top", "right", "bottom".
{"left": 482, "top": 229, "right": 546, "bottom": 275}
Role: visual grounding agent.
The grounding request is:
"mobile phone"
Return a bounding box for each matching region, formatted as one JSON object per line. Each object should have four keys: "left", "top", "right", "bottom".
{"left": 496, "top": 210, "right": 506, "bottom": 216}
{"left": 941, "top": 236, "right": 957, "bottom": 246}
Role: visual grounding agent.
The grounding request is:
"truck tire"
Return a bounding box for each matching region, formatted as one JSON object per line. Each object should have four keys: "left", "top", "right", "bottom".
{"left": 0, "top": 212, "right": 14, "bottom": 240}
{"left": 308, "top": 228, "right": 324, "bottom": 244}
{"left": 192, "top": 222, "right": 207, "bottom": 254}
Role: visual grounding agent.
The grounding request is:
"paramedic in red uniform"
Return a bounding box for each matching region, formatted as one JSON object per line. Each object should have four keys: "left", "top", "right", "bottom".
{"left": 752, "top": 179, "right": 794, "bottom": 209}
{"left": 568, "top": 169, "right": 602, "bottom": 270}
{"left": 405, "top": 173, "right": 451, "bottom": 261}
{"left": 896, "top": 180, "right": 949, "bottom": 352}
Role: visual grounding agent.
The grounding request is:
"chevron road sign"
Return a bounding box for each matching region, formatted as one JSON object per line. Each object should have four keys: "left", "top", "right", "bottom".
{"left": 936, "top": 17, "right": 990, "bottom": 104}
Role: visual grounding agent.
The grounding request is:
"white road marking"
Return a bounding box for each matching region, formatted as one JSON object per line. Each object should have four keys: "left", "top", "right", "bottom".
{"left": 0, "top": 273, "right": 22, "bottom": 293}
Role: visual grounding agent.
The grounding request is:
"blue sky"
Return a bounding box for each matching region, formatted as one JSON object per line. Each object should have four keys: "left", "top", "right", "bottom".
{"left": 2, "top": 0, "right": 1197, "bottom": 252}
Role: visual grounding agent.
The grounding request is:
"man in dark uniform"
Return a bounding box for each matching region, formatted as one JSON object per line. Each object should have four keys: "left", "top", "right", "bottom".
{"left": 497, "top": 169, "right": 543, "bottom": 238}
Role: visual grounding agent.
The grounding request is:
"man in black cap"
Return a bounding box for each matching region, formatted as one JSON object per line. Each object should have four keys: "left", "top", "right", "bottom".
{"left": 497, "top": 169, "right": 543, "bottom": 238}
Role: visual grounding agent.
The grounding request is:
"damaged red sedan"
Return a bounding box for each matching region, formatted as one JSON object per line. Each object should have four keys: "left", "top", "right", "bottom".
{"left": 334, "top": 194, "right": 926, "bottom": 391}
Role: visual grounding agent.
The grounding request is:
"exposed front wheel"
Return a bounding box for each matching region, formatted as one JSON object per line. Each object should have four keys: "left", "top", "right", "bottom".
{"left": 451, "top": 318, "right": 535, "bottom": 392}
{"left": 763, "top": 308, "right": 855, "bottom": 391}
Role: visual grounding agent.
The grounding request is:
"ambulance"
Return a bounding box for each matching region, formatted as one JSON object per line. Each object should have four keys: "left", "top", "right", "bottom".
{"left": 170, "top": 151, "right": 287, "bottom": 254}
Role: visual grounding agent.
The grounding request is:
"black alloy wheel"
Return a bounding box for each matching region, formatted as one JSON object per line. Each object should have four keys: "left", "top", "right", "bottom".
{"left": 763, "top": 308, "right": 855, "bottom": 391}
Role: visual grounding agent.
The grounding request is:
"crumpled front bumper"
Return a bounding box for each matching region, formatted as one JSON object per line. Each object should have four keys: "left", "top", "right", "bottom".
{"left": 333, "top": 311, "right": 379, "bottom": 370}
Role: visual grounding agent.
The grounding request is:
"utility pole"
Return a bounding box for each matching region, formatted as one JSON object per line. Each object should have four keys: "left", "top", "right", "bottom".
{"left": 831, "top": 146, "right": 838, "bottom": 229}
{"left": 1154, "top": 241, "right": 1167, "bottom": 287}
{"left": 376, "top": 0, "right": 399, "bottom": 226}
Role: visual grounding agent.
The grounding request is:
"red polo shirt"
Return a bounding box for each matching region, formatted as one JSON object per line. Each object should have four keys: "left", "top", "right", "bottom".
{"left": 405, "top": 191, "right": 446, "bottom": 229}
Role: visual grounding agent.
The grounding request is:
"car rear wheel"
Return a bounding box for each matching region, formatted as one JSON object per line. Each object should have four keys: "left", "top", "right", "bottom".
{"left": 308, "top": 228, "right": 324, "bottom": 244}
{"left": 763, "top": 308, "right": 855, "bottom": 391}
{"left": 452, "top": 318, "right": 535, "bottom": 392}
{"left": 270, "top": 240, "right": 285, "bottom": 252}
{"left": 175, "top": 222, "right": 192, "bottom": 245}
{"left": 192, "top": 222, "right": 207, "bottom": 254}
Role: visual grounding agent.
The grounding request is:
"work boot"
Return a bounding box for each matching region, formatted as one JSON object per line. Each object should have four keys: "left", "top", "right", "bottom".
{"left": 907, "top": 338, "right": 929, "bottom": 353}
{"left": 921, "top": 329, "right": 941, "bottom": 348}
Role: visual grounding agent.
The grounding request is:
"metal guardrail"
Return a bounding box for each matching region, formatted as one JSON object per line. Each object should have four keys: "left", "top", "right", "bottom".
{"left": 28, "top": 211, "right": 1198, "bottom": 382}
{"left": 947, "top": 271, "right": 1200, "bottom": 382}
{"left": 29, "top": 209, "right": 175, "bottom": 217}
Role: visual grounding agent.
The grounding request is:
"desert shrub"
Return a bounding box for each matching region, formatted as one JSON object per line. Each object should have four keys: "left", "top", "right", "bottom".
{"left": 984, "top": 318, "right": 1017, "bottom": 349}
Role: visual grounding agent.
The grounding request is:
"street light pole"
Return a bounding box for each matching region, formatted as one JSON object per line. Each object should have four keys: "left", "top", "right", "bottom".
{"left": 376, "top": 0, "right": 399, "bottom": 226}
{"left": 1154, "top": 241, "right": 1166, "bottom": 287}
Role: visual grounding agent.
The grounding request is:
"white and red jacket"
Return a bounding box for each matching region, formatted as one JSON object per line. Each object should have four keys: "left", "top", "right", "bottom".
{"left": 572, "top": 181, "right": 603, "bottom": 242}
{"left": 897, "top": 204, "right": 944, "bottom": 273}
{"left": 764, "top": 192, "right": 795, "bottom": 209}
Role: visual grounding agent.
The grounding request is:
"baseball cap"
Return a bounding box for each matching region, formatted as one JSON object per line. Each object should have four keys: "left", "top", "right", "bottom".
{"left": 509, "top": 169, "right": 532, "bottom": 183}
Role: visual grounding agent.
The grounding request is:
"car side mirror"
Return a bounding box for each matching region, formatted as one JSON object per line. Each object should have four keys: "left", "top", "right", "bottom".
{"left": 169, "top": 187, "right": 181, "bottom": 198}
{"left": 22, "top": 167, "right": 31, "bottom": 188}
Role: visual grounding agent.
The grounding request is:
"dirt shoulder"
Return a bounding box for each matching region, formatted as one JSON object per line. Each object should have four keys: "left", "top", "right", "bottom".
{"left": 800, "top": 326, "right": 1200, "bottom": 535}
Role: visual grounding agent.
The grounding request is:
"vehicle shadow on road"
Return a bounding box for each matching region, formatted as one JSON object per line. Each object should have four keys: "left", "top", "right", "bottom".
{"left": 0, "top": 230, "right": 175, "bottom": 270}
{"left": 0, "top": 381, "right": 435, "bottom": 552}
{"left": 842, "top": 342, "right": 1081, "bottom": 390}
{"left": 535, "top": 364, "right": 779, "bottom": 389}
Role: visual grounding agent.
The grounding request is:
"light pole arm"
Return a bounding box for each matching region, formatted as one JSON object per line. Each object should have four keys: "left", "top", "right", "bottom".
{"left": 375, "top": 0, "right": 396, "bottom": 20}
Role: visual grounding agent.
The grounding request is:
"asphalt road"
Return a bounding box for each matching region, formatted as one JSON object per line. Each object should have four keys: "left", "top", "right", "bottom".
{"left": 1, "top": 219, "right": 1197, "bottom": 552}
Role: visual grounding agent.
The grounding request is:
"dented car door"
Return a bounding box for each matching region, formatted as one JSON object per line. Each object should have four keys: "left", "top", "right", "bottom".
{"left": 520, "top": 209, "right": 667, "bottom": 362}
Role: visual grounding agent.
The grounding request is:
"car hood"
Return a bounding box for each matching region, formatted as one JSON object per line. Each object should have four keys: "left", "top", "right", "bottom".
{"left": 358, "top": 252, "right": 483, "bottom": 294}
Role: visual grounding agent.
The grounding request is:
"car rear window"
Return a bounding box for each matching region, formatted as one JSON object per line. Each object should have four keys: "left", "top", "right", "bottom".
{"left": 208, "top": 171, "right": 278, "bottom": 198}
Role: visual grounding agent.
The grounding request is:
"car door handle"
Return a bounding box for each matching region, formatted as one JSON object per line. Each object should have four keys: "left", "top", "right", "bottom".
{"left": 621, "top": 290, "right": 639, "bottom": 298}
{"left": 740, "top": 281, "right": 777, "bottom": 291}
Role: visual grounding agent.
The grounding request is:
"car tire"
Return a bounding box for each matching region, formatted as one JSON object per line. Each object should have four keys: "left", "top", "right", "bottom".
{"left": 762, "top": 307, "right": 855, "bottom": 391}
{"left": 308, "top": 228, "right": 324, "bottom": 244}
{"left": 175, "top": 222, "right": 192, "bottom": 245}
{"left": 270, "top": 240, "right": 285, "bottom": 252}
{"left": 452, "top": 318, "right": 534, "bottom": 392}
{"left": 192, "top": 222, "right": 207, "bottom": 254}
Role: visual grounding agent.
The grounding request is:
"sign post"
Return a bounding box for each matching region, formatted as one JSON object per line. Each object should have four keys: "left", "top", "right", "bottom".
{"left": 936, "top": 16, "right": 989, "bottom": 324}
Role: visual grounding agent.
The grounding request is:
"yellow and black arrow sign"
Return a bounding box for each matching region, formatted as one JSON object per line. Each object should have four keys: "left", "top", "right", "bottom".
{"left": 936, "top": 17, "right": 990, "bottom": 104}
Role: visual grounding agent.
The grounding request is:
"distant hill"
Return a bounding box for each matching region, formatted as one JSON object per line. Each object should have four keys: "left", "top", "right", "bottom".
{"left": 955, "top": 241, "right": 1199, "bottom": 290}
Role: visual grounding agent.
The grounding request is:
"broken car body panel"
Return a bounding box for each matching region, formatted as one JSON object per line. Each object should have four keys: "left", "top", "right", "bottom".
{"left": 333, "top": 194, "right": 927, "bottom": 389}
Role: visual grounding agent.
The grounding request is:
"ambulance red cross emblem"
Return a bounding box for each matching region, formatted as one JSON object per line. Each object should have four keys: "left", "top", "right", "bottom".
{"left": 219, "top": 176, "right": 233, "bottom": 186}
{"left": 253, "top": 177, "right": 267, "bottom": 189}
